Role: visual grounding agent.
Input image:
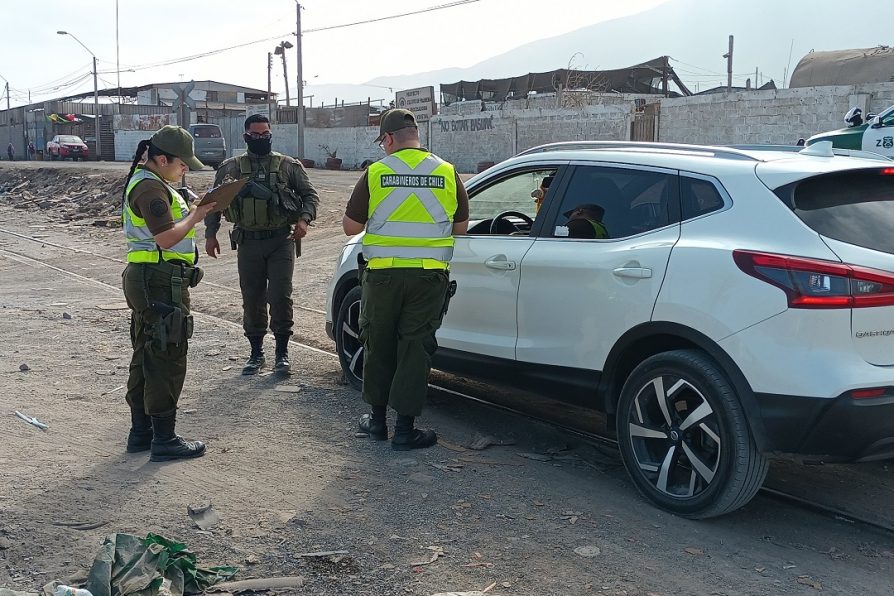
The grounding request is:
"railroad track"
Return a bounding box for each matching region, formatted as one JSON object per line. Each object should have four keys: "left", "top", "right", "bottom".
{"left": 2, "top": 227, "right": 894, "bottom": 536}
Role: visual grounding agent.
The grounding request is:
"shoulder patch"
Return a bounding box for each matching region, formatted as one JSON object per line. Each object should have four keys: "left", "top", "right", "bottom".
{"left": 149, "top": 198, "right": 170, "bottom": 218}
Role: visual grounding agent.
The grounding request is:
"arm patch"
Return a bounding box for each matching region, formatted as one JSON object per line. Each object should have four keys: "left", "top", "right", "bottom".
{"left": 149, "top": 198, "right": 170, "bottom": 218}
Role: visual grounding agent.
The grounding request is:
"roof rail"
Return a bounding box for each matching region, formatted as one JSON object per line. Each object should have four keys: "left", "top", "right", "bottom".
{"left": 729, "top": 144, "right": 893, "bottom": 162}
{"left": 515, "top": 140, "right": 759, "bottom": 161}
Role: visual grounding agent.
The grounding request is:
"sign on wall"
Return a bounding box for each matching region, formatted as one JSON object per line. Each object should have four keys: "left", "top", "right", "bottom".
{"left": 396, "top": 86, "right": 437, "bottom": 122}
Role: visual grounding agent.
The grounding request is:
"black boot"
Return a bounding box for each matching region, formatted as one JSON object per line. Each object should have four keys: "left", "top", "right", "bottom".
{"left": 126, "top": 407, "right": 153, "bottom": 453}
{"left": 358, "top": 406, "right": 387, "bottom": 440}
{"left": 391, "top": 415, "right": 437, "bottom": 451}
{"left": 242, "top": 335, "right": 266, "bottom": 375}
{"left": 149, "top": 412, "right": 205, "bottom": 462}
{"left": 273, "top": 334, "right": 291, "bottom": 374}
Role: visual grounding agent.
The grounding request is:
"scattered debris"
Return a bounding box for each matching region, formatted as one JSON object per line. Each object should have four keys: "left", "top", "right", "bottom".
{"left": 296, "top": 550, "right": 349, "bottom": 558}
{"left": 95, "top": 302, "right": 129, "bottom": 311}
{"left": 429, "top": 581, "right": 496, "bottom": 596}
{"left": 205, "top": 350, "right": 222, "bottom": 357}
{"left": 516, "top": 452, "right": 552, "bottom": 462}
{"left": 52, "top": 520, "right": 109, "bottom": 531}
{"left": 797, "top": 576, "right": 823, "bottom": 591}
{"left": 62, "top": 312, "right": 72, "bottom": 320}
{"left": 465, "top": 433, "right": 516, "bottom": 451}
{"left": 411, "top": 545, "right": 445, "bottom": 566}
{"left": 187, "top": 503, "right": 220, "bottom": 531}
{"left": 274, "top": 385, "right": 302, "bottom": 393}
{"left": 19, "top": 363, "right": 30, "bottom": 372}
{"left": 209, "top": 577, "right": 305, "bottom": 593}
{"left": 100, "top": 385, "right": 125, "bottom": 397}
{"left": 684, "top": 547, "right": 705, "bottom": 556}
{"left": 15, "top": 411, "right": 48, "bottom": 430}
{"left": 183, "top": 409, "right": 198, "bottom": 414}
{"left": 574, "top": 545, "right": 601, "bottom": 557}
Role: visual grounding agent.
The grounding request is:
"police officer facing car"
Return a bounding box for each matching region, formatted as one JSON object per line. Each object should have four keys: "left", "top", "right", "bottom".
{"left": 122, "top": 126, "right": 217, "bottom": 462}
{"left": 343, "top": 109, "right": 470, "bottom": 450}
{"left": 205, "top": 114, "right": 320, "bottom": 375}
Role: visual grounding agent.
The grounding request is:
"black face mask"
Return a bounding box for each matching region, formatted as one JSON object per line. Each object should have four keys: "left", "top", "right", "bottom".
{"left": 244, "top": 134, "right": 272, "bottom": 155}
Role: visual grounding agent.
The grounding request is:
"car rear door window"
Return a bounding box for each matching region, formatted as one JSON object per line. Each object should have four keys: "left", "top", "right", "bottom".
{"left": 681, "top": 176, "right": 725, "bottom": 220}
{"left": 192, "top": 125, "right": 222, "bottom": 139}
{"left": 782, "top": 169, "right": 894, "bottom": 254}
{"left": 550, "top": 165, "right": 679, "bottom": 239}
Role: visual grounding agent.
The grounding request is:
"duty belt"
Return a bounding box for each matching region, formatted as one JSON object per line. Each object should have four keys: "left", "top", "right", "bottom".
{"left": 237, "top": 226, "right": 291, "bottom": 240}
{"left": 139, "top": 259, "right": 202, "bottom": 306}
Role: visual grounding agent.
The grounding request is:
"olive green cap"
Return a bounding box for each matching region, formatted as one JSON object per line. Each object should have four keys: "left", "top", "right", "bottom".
{"left": 374, "top": 109, "right": 417, "bottom": 143}
{"left": 151, "top": 125, "right": 204, "bottom": 170}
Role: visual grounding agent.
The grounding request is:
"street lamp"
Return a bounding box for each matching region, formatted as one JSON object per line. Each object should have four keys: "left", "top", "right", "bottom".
{"left": 273, "top": 40, "right": 294, "bottom": 107}
{"left": 57, "top": 30, "right": 100, "bottom": 160}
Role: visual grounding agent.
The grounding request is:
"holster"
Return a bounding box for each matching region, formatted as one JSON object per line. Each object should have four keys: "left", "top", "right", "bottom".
{"left": 148, "top": 301, "right": 193, "bottom": 348}
{"left": 442, "top": 279, "right": 457, "bottom": 317}
{"left": 229, "top": 228, "right": 242, "bottom": 250}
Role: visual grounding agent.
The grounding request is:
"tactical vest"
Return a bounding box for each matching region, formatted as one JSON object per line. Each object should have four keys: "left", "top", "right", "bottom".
{"left": 362, "top": 149, "right": 458, "bottom": 270}
{"left": 224, "top": 152, "right": 291, "bottom": 230}
{"left": 587, "top": 218, "right": 609, "bottom": 239}
{"left": 123, "top": 168, "right": 196, "bottom": 264}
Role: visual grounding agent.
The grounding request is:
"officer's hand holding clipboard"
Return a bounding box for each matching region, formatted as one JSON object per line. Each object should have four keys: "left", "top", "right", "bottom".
{"left": 198, "top": 178, "right": 248, "bottom": 212}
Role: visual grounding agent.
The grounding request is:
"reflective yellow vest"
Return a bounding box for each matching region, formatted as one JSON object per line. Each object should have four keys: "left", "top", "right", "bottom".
{"left": 363, "top": 149, "right": 458, "bottom": 270}
{"left": 123, "top": 168, "right": 196, "bottom": 264}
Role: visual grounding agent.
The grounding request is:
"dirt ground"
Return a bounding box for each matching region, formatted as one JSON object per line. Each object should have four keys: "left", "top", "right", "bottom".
{"left": 1, "top": 162, "right": 894, "bottom": 596}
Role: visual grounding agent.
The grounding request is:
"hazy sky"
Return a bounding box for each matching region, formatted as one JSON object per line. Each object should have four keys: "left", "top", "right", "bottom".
{"left": 1, "top": 0, "right": 666, "bottom": 107}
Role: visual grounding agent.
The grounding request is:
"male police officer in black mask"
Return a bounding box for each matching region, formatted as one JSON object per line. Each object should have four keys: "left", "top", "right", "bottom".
{"left": 205, "top": 114, "right": 320, "bottom": 375}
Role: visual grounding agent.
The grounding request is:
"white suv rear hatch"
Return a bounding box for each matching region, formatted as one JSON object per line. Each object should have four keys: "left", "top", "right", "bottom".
{"left": 779, "top": 167, "right": 894, "bottom": 366}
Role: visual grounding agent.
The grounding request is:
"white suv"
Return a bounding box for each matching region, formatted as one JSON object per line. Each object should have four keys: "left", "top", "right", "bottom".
{"left": 325, "top": 141, "right": 894, "bottom": 518}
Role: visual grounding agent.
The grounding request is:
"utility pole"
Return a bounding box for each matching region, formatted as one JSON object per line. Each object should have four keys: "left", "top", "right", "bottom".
{"left": 755, "top": 67, "right": 759, "bottom": 89}
{"left": 267, "top": 52, "right": 274, "bottom": 121}
{"left": 93, "top": 55, "right": 100, "bottom": 159}
{"left": 295, "top": 1, "right": 305, "bottom": 158}
{"left": 723, "top": 35, "right": 734, "bottom": 93}
{"left": 116, "top": 0, "right": 121, "bottom": 103}
{"left": 3, "top": 79, "right": 10, "bottom": 147}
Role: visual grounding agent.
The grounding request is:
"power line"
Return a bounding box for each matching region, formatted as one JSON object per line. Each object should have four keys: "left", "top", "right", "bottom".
{"left": 305, "top": 0, "right": 482, "bottom": 33}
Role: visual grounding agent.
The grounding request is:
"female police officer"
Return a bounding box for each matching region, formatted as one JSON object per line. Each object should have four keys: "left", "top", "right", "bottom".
{"left": 121, "top": 125, "right": 216, "bottom": 461}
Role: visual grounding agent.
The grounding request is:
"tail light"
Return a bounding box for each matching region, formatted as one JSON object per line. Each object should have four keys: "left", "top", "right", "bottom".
{"left": 733, "top": 250, "right": 894, "bottom": 308}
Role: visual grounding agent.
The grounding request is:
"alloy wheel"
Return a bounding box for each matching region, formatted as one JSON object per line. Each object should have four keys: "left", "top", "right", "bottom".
{"left": 627, "top": 374, "right": 721, "bottom": 499}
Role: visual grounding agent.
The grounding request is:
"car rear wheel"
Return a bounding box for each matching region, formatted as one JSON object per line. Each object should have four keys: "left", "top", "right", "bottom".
{"left": 335, "top": 286, "right": 363, "bottom": 391}
{"left": 616, "top": 349, "right": 768, "bottom": 519}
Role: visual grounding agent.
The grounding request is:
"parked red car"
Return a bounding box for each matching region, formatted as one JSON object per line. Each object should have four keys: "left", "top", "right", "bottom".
{"left": 47, "top": 135, "right": 89, "bottom": 161}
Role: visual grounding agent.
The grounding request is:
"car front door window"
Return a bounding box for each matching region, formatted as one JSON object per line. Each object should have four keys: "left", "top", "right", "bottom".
{"left": 468, "top": 169, "right": 558, "bottom": 235}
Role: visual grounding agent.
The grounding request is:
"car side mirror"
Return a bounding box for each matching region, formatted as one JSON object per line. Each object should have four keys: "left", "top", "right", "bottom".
{"left": 869, "top": 116, "right": 882, "bottom": 128}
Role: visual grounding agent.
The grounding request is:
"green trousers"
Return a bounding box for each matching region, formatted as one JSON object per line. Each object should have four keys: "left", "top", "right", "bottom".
{"left": 122, "top": 263, "right": 191, "bottom": 416}
{"left": 359, "top": 268, "right": 448, "bottom": 417}
{"left": 237, "top": 234, "right": 295, "bottom": 337}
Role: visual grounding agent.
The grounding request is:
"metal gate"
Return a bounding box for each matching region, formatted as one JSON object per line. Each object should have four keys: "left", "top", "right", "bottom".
{"left": 631, "top": 101, "right": 660, "bottom": 142}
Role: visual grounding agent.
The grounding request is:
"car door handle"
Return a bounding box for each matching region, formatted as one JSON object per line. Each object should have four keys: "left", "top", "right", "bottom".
{"left": 613, "top": 267, "right": 652, "bottom": 279}
{"left": 485, "top": 256, "right": 517, "bottom": 271}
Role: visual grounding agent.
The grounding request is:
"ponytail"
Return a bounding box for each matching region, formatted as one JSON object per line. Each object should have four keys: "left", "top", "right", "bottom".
{"left": 122, "top": 139, "right": 151, "bottom": 202}
{"left": 121, "top": 140, "right": 178, "bottom": 203}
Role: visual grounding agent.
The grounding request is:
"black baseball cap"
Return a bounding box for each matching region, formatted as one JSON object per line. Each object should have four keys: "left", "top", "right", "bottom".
{"left": 374, "top": 109, "right": 418, "bottom": 143}
{"left": 563, "top": 203, "right": 605, "bottom": 219}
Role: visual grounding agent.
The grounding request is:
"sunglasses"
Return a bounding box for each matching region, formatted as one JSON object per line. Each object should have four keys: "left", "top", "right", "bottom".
{"left": 245, "top": 132, "right": 272, "bottom": 140}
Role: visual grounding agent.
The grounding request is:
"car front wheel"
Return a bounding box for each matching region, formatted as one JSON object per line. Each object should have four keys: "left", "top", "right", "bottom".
{"left": 616, "top": 349, "right": 768, "bottom": 519}
{"left": 335, "top": 285, "right": 363, "bottom": 391}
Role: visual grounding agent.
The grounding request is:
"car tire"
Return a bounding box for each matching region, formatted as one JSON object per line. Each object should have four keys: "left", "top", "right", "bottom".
{"left": 335, "top": 285, "right": 363, "bottom": 391}
{"left": 616, "top": 349, "right": 768, "bottom": 519}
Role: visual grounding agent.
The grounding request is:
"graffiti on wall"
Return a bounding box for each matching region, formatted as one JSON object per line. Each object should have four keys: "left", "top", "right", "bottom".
{"left": 437, "top": 116, "right": 495, "bottom": 133}
{"left": 113, "top": 113, "right": 172, "bottom": 131}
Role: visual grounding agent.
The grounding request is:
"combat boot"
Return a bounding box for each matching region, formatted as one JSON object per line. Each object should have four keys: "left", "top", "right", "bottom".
{"left": 149, "top": 412, "right": 205, "bottom": 462}
{"left": 242, "top": 335, "right": 266, "bottom": 375}
{"left": 273, "top": 334, "right": 291, "bottom": 373}
{"left": 391, "top": 415, "right": 437, "bottom": 451}
{"left": 358, "top": 406, "right": 388, "bottom": 440}
{"left": 126, "top": 407, "right": 153, "bottom": 453}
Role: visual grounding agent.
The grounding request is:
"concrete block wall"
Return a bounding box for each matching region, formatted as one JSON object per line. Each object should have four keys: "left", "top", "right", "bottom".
{"left": 659, "top": 83, "right": 894, "bottom": 145}
{"left": 303, "top": 125, "right": 430, "bottom": 170}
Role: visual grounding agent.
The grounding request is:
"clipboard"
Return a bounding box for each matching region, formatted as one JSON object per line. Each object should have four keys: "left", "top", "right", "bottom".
{"left": 198, "top": 178, "right": 248, "bottom": 212}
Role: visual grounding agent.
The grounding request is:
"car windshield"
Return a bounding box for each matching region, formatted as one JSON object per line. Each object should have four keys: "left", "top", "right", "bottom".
{"left": 60, "top": 136, "right": 82, "bottom": 143}
{"left": 192, "top": 126, "right": 221, "bottom": 139}
{"left": 469, "top": 169, "right": 554, "bottom": 220}
{"left": 788, "top": 169, "right": 894, "bottom": 254}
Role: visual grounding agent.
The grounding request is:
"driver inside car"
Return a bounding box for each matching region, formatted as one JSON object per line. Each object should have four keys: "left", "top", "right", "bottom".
{"left": 564, "top": 203, "right": 608, "bottom": 239}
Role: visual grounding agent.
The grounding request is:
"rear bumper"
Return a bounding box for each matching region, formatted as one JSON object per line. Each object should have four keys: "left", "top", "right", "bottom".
{"left": 195, "top": 149, "right": 226, "bottom": 160}
{"left": 756, "top": 392, "right": 894, "bottom": 461}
